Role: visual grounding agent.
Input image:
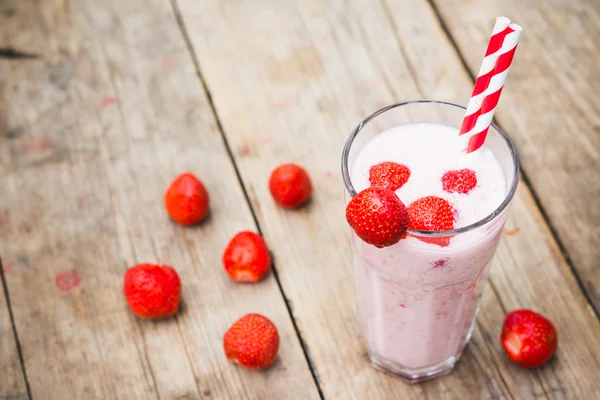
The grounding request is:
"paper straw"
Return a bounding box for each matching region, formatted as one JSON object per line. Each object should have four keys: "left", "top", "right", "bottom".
{"left": 459, "top": 17, "right": 523, "bottom": 153}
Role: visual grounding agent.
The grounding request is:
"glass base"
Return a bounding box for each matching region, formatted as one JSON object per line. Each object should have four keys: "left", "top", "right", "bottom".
{"left": 369, "top": 350, "right": 457, "bottom": 384}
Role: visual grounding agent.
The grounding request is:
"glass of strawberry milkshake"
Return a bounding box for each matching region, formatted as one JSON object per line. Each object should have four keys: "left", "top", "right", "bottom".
{"left": 342, "top": 100, "right": 519, "bottom": 382}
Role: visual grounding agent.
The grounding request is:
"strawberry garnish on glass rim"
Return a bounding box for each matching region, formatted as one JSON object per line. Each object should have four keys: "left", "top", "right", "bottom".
{"left": 345, "top": 187, "right": 409, "bottom": 248}
{"left": 407, "top": 196, "right": 455, "bottom": 247}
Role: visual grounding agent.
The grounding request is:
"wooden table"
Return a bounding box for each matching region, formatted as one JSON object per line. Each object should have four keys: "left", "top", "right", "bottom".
{"left": 1, "top": 0, "right": 599, "bottom": 399}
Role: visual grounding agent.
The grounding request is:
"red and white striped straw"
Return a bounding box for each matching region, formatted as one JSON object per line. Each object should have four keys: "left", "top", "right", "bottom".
{"left": 459, "top": 17, "right": 522, "bottom": 153}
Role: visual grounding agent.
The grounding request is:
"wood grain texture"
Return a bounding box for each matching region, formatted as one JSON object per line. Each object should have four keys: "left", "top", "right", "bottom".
{"left": 431, "top": 0, "right": 600, "bottom": 313}
{"left": 176, "top": 0, "right": 600, "bottom": 398}
{"left": 0, "top": 8, "right": 30, "bottom": 396}
{"left": 0, "top": 0, "right": 319, "bottom": 399}
{"left": 0, "top": 274, "right": 29, "bottom": 400}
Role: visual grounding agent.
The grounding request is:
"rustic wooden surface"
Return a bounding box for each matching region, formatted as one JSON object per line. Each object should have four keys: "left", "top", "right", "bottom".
{"left": 0, "top": 273, "right": 28, "bottom": 400}
{"left": 0, "top": 0, "right": 598, "bottom": 399}
{"left": 0, "top": 0, "right": 319, "bottom": 399}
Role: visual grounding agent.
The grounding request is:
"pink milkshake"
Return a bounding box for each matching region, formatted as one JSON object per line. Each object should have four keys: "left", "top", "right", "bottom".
{"left": 342, "top": 101, "right": 519, "bottom": 382}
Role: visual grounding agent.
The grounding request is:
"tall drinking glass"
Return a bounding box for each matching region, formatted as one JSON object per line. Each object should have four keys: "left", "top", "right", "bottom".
{"left": 341, "top": 100, "right": 519, "bottom": 383}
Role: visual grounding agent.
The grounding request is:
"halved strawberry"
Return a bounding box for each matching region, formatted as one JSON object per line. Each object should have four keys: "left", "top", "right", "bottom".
{"left": 345, "top": 187, "right": 409, "bottom": 248}
{"left": 369, "top": 162, "right": 411, "bottom": 191}
{"left": 407, "top": 196, "right": 455, "bottom": 247}
{"left": 442, "top": 169, "right": 477, "bottom": 194}
{"left": 501, "top": 309, "right": 558, "bottom": 368}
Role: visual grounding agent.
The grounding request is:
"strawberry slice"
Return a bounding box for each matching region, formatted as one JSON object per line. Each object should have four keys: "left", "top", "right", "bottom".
{"left": 369, "top": 162, "right": 411, "bottom": 191}
{"left": 442, "top": 169, "right": 477, "bottom": 194}
{"left": 501, "top": 309, "right": 558, "bottom": 368}
{"left": 407, "top": 196, "right": 455, "bottom": 247}
{"left": 345, "top": 187, "right": 409, "bottom": 248}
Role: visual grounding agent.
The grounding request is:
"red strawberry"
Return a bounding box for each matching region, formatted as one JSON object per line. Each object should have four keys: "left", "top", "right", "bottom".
{"left": 222, "top": 231, "right": 271, "bottom": 282}
{"left": 346, "top": 187, "right": 409, "bottom": 248}
{"left": 164, "top": 172, "right": 210, "bottom": 225}
{"left": 224, "top": 313, "right": 280, "bottom": 370}
{"left": 123, "top": 264, "right": 181, "bottom": 319}
{"left": 501, "top": 309, "right": 558, "bottom": 368}
{"left": 442, "top": 169, "right": 477, "bottom": 194}
{"left": 369, "top": 162, "right": 411, "bottom": 191}
{"left": 407, "top": 196, "right": 455, "bottom": 247}
{"left": 269, "top": 163, "right": 313, "bottom": 208}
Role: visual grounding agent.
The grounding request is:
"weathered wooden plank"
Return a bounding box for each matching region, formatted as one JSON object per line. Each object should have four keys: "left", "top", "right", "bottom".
{"left": 0, "top": 0, "right": 319, "bottom": 399}
{"left": 0, "top": 11, "right": 30, "bottom": 397}
{"left": 0, "top": 270, "right": 29, "bottom": 400}
{"left": 176, "top": 0, "right": 600, "bottom": 398}
{"left": 431, "top": 0, "right": 600, "bottom": 314}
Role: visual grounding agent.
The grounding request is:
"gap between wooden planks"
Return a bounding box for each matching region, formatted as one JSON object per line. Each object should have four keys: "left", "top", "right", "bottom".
{"left": 431, "top": 0, "right": 600, "bottom": 316}
{"left": 175, "top": 0, "right": 600, "bottom": 399}
{"left": 0, "top": 0, "right": 320, "bottom": 399}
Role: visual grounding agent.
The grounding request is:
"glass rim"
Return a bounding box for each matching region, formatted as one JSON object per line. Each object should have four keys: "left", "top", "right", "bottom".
{"left": 341, "top": 99, "right": 520, "bottom": 236}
